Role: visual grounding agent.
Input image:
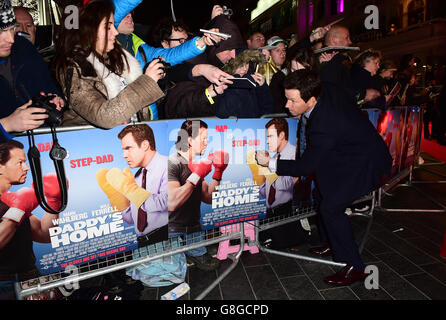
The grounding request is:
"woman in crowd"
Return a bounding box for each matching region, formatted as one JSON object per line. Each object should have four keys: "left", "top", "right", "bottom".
{"left": 54, "top": 0, "right": 165, "bottom": 128}
{"left": 351, "top": 49, "right": 389, "bottom": 109}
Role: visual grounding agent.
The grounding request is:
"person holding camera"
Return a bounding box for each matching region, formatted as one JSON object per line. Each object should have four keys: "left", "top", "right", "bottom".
{"left": 54, "top": 0, "right": 166, "bottom": 129}
{"left": 0, "top": 0, "right": 64, "bottom": 140}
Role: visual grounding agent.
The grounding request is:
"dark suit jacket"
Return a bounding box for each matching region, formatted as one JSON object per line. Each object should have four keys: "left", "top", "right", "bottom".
{"left": 320, "top": 53, "right": 364, "bottom": 104}
{"left": 277, "top": 84, "right": 392, "bottom": 207}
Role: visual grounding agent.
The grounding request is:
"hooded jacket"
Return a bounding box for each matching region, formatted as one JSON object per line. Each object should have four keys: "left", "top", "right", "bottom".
{"left": 162, "top": 15, "right": 245, "bottom": 119}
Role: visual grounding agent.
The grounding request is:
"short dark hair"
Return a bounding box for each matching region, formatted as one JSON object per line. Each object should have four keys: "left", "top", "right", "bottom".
{"left": 283, "top": 69, "right": 322, "bottom": 102}
{"left": 118, "top": 124, "right": 156, "bottom": 151}
{"left": 153, "top": 17, "right": 189, "bottom": 45}
{"left": 0, "top": 140, "right": 24, "bottom": 165}
{"left": 175, "top": 120, "right": 208, "bottom": 152}
{"left": 265, "top": 118, "right": 289, "bottom": 141}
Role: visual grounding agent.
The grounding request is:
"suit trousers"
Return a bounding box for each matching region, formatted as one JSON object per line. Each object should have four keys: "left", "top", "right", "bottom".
{"left": 313, "top": 188, "right": 365, "bottom": 271}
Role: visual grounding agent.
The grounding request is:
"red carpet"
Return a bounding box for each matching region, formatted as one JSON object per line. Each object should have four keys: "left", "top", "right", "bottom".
{"left": 420, "top": 125, "right": 446, "bottom": 163}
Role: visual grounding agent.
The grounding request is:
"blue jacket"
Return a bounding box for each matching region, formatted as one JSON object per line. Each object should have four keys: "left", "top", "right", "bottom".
{"left": 121, "top": 32, "right": 205, "bottom": 69}
{"left": 0, "top": 36, "right": 61, "bottom": 122}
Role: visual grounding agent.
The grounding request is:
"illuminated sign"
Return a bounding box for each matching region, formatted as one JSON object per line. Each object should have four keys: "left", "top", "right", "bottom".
{"left": 251, "top": 0, "right": 283, "bottom": 21}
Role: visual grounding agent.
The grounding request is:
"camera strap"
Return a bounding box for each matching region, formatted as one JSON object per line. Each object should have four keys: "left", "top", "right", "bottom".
{"left": 27, "top": 127, "right": 68, "bottom": 214}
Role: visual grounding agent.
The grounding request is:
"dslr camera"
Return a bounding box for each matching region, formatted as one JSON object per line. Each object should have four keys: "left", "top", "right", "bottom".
{"left": 28, "top": 94, "right": 64, "bottom": 127}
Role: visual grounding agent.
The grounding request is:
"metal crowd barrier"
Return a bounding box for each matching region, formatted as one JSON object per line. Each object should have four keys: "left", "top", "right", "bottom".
{"left": 11, "top": 106, "right": 435, "bottom": 300}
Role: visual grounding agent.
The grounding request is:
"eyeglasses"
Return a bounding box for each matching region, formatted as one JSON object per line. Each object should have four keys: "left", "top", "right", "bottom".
{"left": 167, "top": 38, "right": 187, "bottom": 44}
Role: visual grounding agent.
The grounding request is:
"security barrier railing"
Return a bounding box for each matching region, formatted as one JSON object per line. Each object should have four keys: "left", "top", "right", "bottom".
{"left": 10, "top": 106, "right": 432, "bottom": 300}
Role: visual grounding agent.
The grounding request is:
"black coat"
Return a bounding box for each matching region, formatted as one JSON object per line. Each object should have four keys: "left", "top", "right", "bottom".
{"left": 277, "top": 83, "right": 392, "bottom": 207}
{"left": 0, "top": 36, "right": 61, "bottom": 119}
{"left": 269, "top": 71, "right": 288, "bottom": 115}
{"left": 320, "top": 53, "right": 364, "bottom": 104}
{"left": 215, "top": 74, "right": 273, "bottom": 118}
{"left": 350, "top": 64, "right": 386, "bottom": 110}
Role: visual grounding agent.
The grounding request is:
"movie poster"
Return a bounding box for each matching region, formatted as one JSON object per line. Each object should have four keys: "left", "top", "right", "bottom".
{"left": 376, "top": 108, "right": 404, "bottom": 177}
{"left": 400, "top": 106, "right": 421, "bottom": 170}
{"left": 7, "top": 122, "right": 168, "bottom": 275}
{"left": 167, "top": 118, "right": 299, "bottom": 231}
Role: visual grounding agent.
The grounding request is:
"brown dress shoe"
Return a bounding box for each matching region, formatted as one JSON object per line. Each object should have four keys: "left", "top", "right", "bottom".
{"left": 324, "top": 265, "right": 368, "bottom": 286}
{"left": 308, "top": 244, "right": 332, "bottom": 256}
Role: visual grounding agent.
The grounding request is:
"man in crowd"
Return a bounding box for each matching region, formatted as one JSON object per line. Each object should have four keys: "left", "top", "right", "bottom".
{"left": 259, "top": 36, "right": 288, "bottom": 85}
{"left": 0, "top": 140, "right": 62, "bottom": 299}
{"left": 256, "top": 70, "right": 392, "bottom": 286}
{"left": 168, "top": 120, "right": 229, "bottom": 270}
{"left": 13, "top": 6, "right": 36, "bottom": 45}
{"left": 0, "top": 0, "right": 64, "bottom": 136}
{"left": 246, "top": 31, "right": 266, "bottom": 50}
{"left": 320, "top": 25, "right": 380, "bottom": 104}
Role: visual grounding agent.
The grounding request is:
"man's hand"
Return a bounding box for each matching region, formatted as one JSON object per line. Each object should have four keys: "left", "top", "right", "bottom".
{"left": 364, "top": 89, "right": 381, "bottom": 103}
{"left": 199, "top": 28, "right": 225, "bottom": 47}
{"left": 310, "top": 26, "right": 331, "bottom": 42}
{"left": 40, "top": 92, "right": 65, "bottom": 111}
{"left": 255, "top": 150, "right": 270, "bottom": 167}
{"left": 0, "top": 100, "right": 48, "bottom": 132}
{"left": 144, "top": 58, "right": 166, "bottom": 82}
{"left": 319, "top": 51, "right": 337, "bottom": 63}
{"left": 211, "top": 5, "right": 224, "bottom": 19}
{"left": 192, "top": 64, "right": 233, "bottom": 86}
{"left": 252, "top": 72, "right": 265, "bottom": 86}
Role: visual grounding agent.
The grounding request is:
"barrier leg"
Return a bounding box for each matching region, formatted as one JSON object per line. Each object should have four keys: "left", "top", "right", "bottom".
{"left": 195, "top": 224, "right": 245, "bottom": 300}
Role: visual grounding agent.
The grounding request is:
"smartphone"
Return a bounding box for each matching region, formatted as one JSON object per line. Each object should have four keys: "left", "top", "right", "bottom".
{"left": 199, "top": 29, "right": 231, "bottom": 39}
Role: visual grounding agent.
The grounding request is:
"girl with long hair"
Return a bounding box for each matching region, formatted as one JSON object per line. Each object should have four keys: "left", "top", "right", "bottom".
{"left": 54, "top": 0, "right": 165, "bottom": 128}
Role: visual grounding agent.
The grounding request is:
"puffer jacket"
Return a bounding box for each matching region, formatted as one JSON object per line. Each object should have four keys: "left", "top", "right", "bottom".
{"left": 60, "top": 50, "right": 164, "bottom": 128}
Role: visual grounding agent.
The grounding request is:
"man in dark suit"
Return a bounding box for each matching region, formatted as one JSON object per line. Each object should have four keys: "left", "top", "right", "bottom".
{"left": 256, "top": 70, "right": 392, "bottom": 286}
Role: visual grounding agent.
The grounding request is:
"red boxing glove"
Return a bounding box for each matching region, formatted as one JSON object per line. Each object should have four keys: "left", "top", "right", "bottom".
{"left": 42, "top": 173, "right": 69, "bottom": 210}
{"left": 187, "top": 158, "right": 213, "bottom": 186}
{"left": 1, "top": 187, "right": 39, "bottom": 224}
{"left": 209, "top": 150, "right": 229, "bottom": 181}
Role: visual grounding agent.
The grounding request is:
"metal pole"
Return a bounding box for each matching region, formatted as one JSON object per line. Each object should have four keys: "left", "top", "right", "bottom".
{"left": 195, "top": 224, "right": 246, "bottom": 300}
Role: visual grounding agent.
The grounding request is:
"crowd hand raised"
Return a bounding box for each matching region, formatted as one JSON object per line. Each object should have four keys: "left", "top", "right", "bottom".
{"left": 193, "top": 64, "right": 233, "bottom": 86}
{"left": 200, "top": 28, "right": 224, "bottom": 47}
{"left": 211, "top": 5, "right": 224, "bottom": 19}
{"left": 319, "top": 51, "right": 337, "bottom": 63}
{"left": 310, "top": 26, "right": 331, "bottom": 42}
{"left": 0, "top": 100, "right": 48, "bottom": 132}
{"left": 252, "top": 72, "right": 265, "bottom": 86}
{"left": 207, "top": 82, "right": 228, "bottom": 97}
{"left": 364, "top": 89, "right": 381, "bottom": 103}
{"left": 144, "top": 58, "right": 166, "bottom": 82}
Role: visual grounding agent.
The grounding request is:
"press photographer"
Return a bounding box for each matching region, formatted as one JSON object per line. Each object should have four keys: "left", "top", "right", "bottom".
{"left": 0, "top": 0, "right": 65, "bottom": 139}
